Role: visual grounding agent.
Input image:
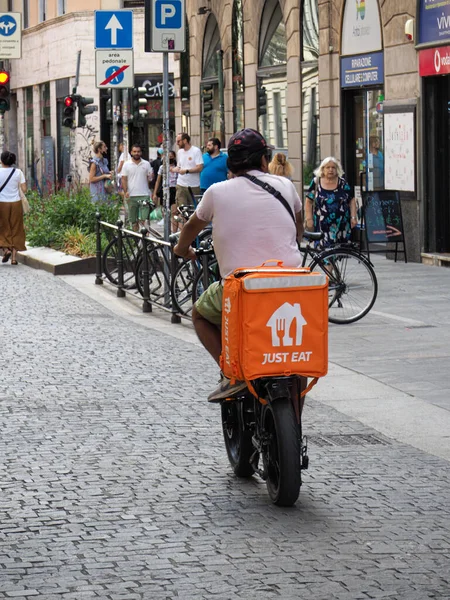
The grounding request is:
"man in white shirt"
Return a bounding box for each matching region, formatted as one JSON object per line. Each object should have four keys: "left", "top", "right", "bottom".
{"left": 172, "top": 132, "right": 203, "bottom": 207}
{"left": 121, "top": 144, "right": 154, "bottom": 230}
{"left": 174, "top": 128, "right": 304, "bottom": 401}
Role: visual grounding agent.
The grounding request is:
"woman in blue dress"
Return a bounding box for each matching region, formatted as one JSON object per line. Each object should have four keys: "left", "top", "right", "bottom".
{"left": 304, "top": 156, "right": 358, "bottom": 247}
{"left": 89, "top": 140, "right": 113, "bottom": 203}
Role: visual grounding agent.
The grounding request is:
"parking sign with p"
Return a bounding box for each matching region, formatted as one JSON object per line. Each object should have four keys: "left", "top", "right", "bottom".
{"left": 145, "top": 0, "right": 186, "bottom": 52}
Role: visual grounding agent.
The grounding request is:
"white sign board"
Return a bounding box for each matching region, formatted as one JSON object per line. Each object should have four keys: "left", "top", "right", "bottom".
{"left": 147, "top": 0, "right": 186, "bottom": 52}
{"left": 341, "top": 0, "right": 382, "bottom": 56}
{"left": 0, "top": 13, "right": 21, "bottom": 59}
{"left": 384, "top": 112, "right": 415, "bottom": 192}
{"left": 95, "top": 50, "right": 134, "bottom": 89}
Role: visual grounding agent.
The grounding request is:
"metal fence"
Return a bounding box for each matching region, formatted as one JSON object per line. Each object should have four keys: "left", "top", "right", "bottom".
{"left": 94, "top": 213, "right": 182, "bottom": 324}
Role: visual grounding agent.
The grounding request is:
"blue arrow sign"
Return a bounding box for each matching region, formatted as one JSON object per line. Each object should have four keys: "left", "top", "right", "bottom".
{"left": 95, "top": 11, "right": 133, "bottom": 49}
{"left": 0, "top": 14, "right": 18, "bottom": 37}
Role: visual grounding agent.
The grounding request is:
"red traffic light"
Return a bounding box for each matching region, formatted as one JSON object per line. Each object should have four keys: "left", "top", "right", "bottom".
{"left": 0, "top": 71, "right": 10, "bottom": 85}
{"left": 64, "top": 96, "right": 73, "bottom": 107}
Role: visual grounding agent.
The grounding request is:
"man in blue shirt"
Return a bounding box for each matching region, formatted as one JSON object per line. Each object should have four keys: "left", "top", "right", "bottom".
{"left": 200, "top": 137, "right": 229, "bottom": 193}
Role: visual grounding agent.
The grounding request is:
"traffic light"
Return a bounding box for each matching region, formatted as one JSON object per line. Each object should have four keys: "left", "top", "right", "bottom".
{"left": 131, "top": 87, "right": 148, "bottom": 122}
{"left": 77, "top": 96, "right": 96, "bottom": 127}
{"left": 202, "top": 84, "right": 214, "bottom": 129}
{"left": 181, "top": 85, "right": 189, "bottom": 102}
{"left": 0, "top": 70, "right": 11, "bottom": 112}
{"left": 62, "top": 95, "right": 76, "bottom": 128}
{"left": 105, "top": 89, "right": 112, "bottom": 122}
{"left": 257, "top": 84, "right": 267, "bottom": 117}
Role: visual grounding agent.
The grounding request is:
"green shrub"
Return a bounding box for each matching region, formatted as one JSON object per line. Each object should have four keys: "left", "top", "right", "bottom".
{"left": 24, "top": 189, "right": 121, "bottom": 257}
{"left": 303, "top": 163, "right": 315, "bottom": 186}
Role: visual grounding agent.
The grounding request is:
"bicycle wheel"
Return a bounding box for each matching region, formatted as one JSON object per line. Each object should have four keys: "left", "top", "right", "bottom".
{"left": 310, "top": 248, "right": 378, "bottom": 324}
{"left": 170, "top": 259, "right": 200, "bottom": 316}
{"left": 135, "top": 244, "right": 166, "bottom": 299}
{"left": 262, "top": 397, "right": 301, "bottom": 506}
{"left": 102, "top": 234, "right": 139, "bottom": 289}
{"left": 191, "top": 260, "right": 220, "bottom": 305}
{"left": 221, "top": 399, "right": 255, "bottom": 478}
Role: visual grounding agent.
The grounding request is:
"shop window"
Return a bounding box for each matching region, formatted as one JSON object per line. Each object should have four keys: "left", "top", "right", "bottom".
{"left": 259, "top": 0, "right": 287, "bottom": 68}
{"left": 232, "top": 0, "right": 245, "bottom": 131}
{"left": 25, "top": 87, "right": 34, "bottom": 185}
{"left": 203, "top": 14, "right": 221, "bottom": 79}
{"left": 40, "top": 83, "right": 51, "bottom": 137}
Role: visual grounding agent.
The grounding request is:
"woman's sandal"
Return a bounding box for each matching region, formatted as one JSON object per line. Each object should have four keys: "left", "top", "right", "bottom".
{"left": 11, "top": 260, "right": 18, "bottom": 265}
{"left": 2, "top": 250, "right": 11, "bottom": 263}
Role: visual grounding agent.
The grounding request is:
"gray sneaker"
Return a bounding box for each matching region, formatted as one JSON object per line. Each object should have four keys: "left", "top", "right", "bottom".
{"left": 207, "top": 374, "right": 248, "bottom": 402}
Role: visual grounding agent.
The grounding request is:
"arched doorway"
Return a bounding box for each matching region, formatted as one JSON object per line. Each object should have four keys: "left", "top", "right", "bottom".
{"left": 201, "top": 13, "right": 223, "bottom": 147}
{"left": 257, "top": 0, "right": 287, "bottom": 150}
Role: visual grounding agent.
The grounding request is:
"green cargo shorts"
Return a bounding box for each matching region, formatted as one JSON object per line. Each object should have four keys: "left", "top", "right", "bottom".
{"left": 127, "top": 196, "right": 151, "bottom": 224}
{"left": 194, "top": 281, "right": 223, "bottom": 326}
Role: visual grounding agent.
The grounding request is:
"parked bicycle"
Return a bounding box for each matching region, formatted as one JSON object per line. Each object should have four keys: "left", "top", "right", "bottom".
{"left": 300, "top": 231, "right": 378, "bottom": 324}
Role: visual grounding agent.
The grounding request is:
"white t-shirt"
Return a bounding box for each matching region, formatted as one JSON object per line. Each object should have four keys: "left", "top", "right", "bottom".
{"left": 0, "top": 167, "right": 26, "bottom": 203}
{"left": 176, "top": 146, "right": 203, "bottom": 188}
{"left": 196, "top": 170, "right": 302, "bottom": 278}
{"left": 121, "top": 159, "right": 153, "bottom": 197}
{"left": 117, "top": 152, "right": 131, "bottom": 180}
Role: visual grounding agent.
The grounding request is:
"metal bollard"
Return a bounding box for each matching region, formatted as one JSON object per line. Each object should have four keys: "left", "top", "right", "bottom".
{"left": 140, "top": 228, "right": 152, "bottom": 313}
{"left": 170, "top": 248, "right": 181, "bottom": 324}
{"left": 116, "top": 220, "right": 126, "bottom": 298}
{"left": 95, "top": 212, "right": 103, "bottom": 285}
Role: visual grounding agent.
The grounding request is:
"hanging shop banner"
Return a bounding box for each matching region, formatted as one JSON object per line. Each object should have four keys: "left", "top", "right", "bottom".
{"left": 341, "top": 0, "right": 382, "bottom": 56}
{"left": 418, "top": 0, "right": 450, "bottom": 47}
{"left": 419, "top": 44, "right": 450, "bottom": 75}
{"left": 341, "top": 52, "right": 384, "bottom": 88}
{"left": 384, "top": 112, "right": 415, "bottom": 192}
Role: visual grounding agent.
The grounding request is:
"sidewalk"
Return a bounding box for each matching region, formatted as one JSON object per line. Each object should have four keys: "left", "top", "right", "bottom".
{"left": 61, "top": 253, "right": 450, "bottom": 463}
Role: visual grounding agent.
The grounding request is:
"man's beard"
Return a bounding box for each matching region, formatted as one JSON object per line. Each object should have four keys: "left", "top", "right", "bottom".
{"left": 207, "top": 148, "right": 214, "bottom": 155}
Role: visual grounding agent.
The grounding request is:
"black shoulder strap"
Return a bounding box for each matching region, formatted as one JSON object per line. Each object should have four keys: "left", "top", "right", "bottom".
{"left": 0, "top": 168, "right": 16, "bottom": 194}
{"left": 241, "top": 173, "right": 296, "bottom": 226}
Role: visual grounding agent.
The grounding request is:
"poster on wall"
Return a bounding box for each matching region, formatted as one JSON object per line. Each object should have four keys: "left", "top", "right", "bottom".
{"left": 384, "top": 112, "right": 415, "bottom": 192}
{"left": 341, "top": 0, "right": 382, "bottom": 56}
{"left": 418, "top": 0, "right": 450, "bottom": 46}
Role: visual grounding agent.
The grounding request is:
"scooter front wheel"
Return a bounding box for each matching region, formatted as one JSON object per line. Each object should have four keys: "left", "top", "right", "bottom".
{"left": 263, "top": 397, "right": 301, "bottom": 506}
{"left": 221, "top": 399, "right": 255, "bottom": 478}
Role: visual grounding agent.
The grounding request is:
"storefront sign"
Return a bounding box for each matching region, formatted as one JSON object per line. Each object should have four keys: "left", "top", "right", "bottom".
{"left": 419, "top": 44, "right": 450, "bottom": 75}
{"left": 341, "top": 0, "right": 382, "bottom": 56}
{"left": 341, "top": 52, "right": 384, "bottom": 88}
{"left": 384, "top": 112, "right": 415, "bottom": 192}
{"left": 418, "top": 0, "right": 450, "bottom": 46}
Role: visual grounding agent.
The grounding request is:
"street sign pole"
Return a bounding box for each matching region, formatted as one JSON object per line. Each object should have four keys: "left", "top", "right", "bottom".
{"left": 112, "top": 88, "right": 119, "bottom": 179}
{"left": 163, "top": 51, "right": 171, "bottom": 306}
{"left": 122, "top": 88, "right": 129, "bottom": 161}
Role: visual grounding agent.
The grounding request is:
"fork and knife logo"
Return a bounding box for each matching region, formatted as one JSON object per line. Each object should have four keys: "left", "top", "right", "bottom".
{"left": 266, "top": 302, "right": 307, "bottom": 347}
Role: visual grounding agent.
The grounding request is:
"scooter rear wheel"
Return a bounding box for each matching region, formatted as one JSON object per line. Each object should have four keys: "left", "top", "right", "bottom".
{"left": 263, "top": 398, "right": 301, "bottom": 506}
{"left": 221, "top": 400, "right": 255, "bottom": 478}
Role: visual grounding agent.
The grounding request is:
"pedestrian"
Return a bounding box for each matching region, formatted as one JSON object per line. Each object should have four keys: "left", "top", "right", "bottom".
{"left": 152, "top": 150, "right": 179, "bottom": 232}
{"left": 304, "top": 156, "right": 357, "bottom": 247}
{"left": 369, "top": 135, "right": 384, "bottom": 190}
{"left": 200, "top": 137, "right": 229, "bottom": 193}
{"left": 89, "top": 140, "right": 113, "bottom": 203}
{"left": 150, "top": 144, "right": 163, "bottom": 196}
{"left": 0, "top": 150, "right": 27, "bottom": 266}
{"left": 121, "top": 144, "right": 154, "bottom": 231}
{"left": 268, "top": 152, "right": 294, "bottom": 180}
{"left": 173, "top": 133, "right": 203, "bottom": 207}
{"left": 117, "top": 142, "right": 131, "bottom": 195}
{"left": 174, "top": 128, "right": 303, "bottom": 401}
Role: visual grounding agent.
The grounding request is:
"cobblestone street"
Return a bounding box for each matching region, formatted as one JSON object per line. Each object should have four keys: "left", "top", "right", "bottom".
{"left": 1, "top": 263, "right": 449, "bottom": 599}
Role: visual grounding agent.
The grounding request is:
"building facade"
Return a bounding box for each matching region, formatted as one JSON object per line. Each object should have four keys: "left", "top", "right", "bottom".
{"left": 1, "top": 0, "right": 179, "bottom": 190}
{"left": 183, "top": 0, "right": 319, "bottom": 192}
{"left": 319, "top": 0, "right": 450, "bottom": 263}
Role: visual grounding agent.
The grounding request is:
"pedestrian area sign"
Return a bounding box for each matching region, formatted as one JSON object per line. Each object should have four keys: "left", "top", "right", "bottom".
{"left": 96, "top": 50, "right": 134, "bottom": 89}
{"left": 95, "top": 10, "right": 133, "bottom": 49}
{"left": 145, "top": 0, "right": 186, "bottom": 52}
{"left": 0, "top": 13, "right": 22, "bottom": 59}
